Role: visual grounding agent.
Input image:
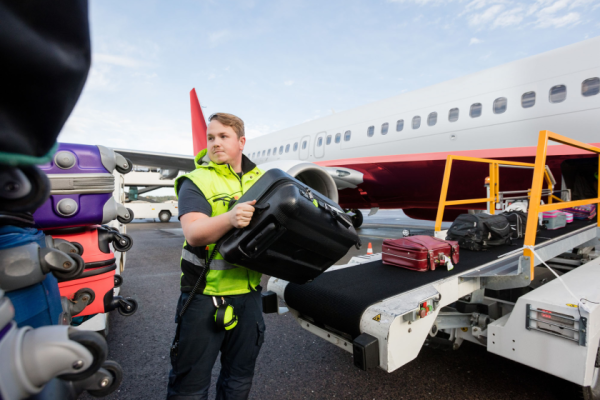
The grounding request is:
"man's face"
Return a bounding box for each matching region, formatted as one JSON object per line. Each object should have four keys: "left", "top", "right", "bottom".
{"left": 206, "top": 120, "right": 245, "bottom": 165}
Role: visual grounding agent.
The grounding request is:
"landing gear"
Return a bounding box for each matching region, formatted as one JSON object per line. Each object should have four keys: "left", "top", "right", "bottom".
{"left": 347, "top": 209, "right": 363, "bottom": 229}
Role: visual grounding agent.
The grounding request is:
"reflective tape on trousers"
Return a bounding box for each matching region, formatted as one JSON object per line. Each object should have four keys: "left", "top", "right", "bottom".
{"left": 181, "top": 248, "right": 238, "bottom": 270}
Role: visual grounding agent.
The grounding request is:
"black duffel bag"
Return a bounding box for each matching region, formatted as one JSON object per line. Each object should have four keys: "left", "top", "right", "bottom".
{"left": 218, "top": 169, "right": 361, "bottom": 284}
{"left": 446, "top": 213, "right": 511, "bottom": 251}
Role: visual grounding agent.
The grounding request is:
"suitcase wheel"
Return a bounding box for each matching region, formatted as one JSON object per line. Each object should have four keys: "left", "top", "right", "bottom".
{"left": 112, "top": 233, "right": 133, "bottom": 252}
{"left": 52, "top": 253, "right": 86, "bottom": 281}
{"left": 113, "top": 274, "right": 123, "bottom": 288}
{"left": 116, "top": 297, "right": 138, "bottom": 317}
{"left": 115, "top": 157, "right": 133, "bottom": 174}
{"left": 86, "top": 360, "right": 124, "bottom": 398}
{"left": 59, "top": 328, "right": 108, "bottom": 381}
{"left": 0, "top": 166, "right": 50, "bottom": 213}
{"left": 117, "top": 208, "right": 134, "bottom": 224}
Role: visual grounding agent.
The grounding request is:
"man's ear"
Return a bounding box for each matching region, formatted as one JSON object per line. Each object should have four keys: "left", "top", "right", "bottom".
{"left": 239, "top": 136, "right": 246, "bottom": 150}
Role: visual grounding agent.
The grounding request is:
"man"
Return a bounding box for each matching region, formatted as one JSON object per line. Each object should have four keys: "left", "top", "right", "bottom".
{"left": 167, "top": 113, "right": 265, "bottom": 400}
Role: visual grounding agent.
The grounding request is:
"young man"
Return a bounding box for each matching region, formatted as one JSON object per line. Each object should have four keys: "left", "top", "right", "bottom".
{"left": 167, "top": 113, "right": 265, "bottom": 400}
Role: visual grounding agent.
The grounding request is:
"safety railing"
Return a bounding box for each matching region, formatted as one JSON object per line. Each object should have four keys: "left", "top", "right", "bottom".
{"left": 523, "top": 131, "right": 600, "bottom": 277}
{"left": 434, "top": 130, "right": 600, "bottom": 281}
{"left": 434, "top": 157, "right": 556, "bottom": 232}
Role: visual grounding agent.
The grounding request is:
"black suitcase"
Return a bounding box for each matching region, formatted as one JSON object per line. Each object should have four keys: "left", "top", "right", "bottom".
{"left": 217, "top": 169, "right": 361, "bottom": 284}
{"left": 446, "top": 213, "right": 511, "bottom": 251}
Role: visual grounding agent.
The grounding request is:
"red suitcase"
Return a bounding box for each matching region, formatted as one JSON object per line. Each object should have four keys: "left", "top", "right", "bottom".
{"left": 382, "top": 236, "right": 459, "bottom": 272}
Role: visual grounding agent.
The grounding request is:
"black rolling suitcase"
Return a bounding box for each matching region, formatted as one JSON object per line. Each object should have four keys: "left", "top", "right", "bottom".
{"left": 218, "top": 169, "right": 361, "bottom": 284}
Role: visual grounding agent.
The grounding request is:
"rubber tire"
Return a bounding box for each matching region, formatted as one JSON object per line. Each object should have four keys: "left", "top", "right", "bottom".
{"left": 112, "top": 234, "right": 133, "bottom": 252}
{"left": 115, "top": 157, "right": 133, "bottom": 174}
{"left": 351, "top": 209, "right": 363, "bottom": 229}
{"left": 117, "top": 297, "right": 138, "bottom": 317}
{"left": 59, "top": 329, "right": 108, "bottom": 381}
{"left": 580, "top": 346, "right": 600, "bottom": 399}
{"left": 87, "top": 360, "right": 124, "bottom": 398}
{"left": 113, "top": 274, "right": 123, "bottom": 288}
{"left": 52, "top": 253, "right": 86, "bottom": 281}
{"left": 71, "top": 242, "right": 84, "bottom": 256}
{"left": 158, "top": 210, "right": 171, "bottom": 223}
{"left": 0, "top": 166, "right": 50, "bottom": 213}
{"left": 117, "top": 208, "right": 134, "bottom": 224}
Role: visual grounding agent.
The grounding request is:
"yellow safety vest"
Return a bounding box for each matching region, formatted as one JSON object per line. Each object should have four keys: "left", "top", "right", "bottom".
{"left": 174, "top": 149, "right": 263, "bottom": 296}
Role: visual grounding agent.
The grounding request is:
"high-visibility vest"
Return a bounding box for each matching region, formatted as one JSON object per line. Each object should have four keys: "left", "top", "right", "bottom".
{"left": 174, "top": 149, "right": 264, "bottom": 296}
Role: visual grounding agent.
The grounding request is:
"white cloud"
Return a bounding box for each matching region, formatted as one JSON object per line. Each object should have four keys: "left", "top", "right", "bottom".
{"left": 93, "top": 53, "right": 147, "bottom": 68}
{"left": 468, "top": 4, "right": 505, "bottom": 26}
{"left": 493, "top": 7, "right": 526, "bottom": 27}
{"left": 284, "top": 80, "right": 294, "bottom": 86}
{"left": 536, "top": 11, "right": 581, "bottom": 27}
{"left": 208, "top": 73, "right": 216, "bottom": 80}
{"left": 469, "top": 37, "right": 484, "bottom": 45}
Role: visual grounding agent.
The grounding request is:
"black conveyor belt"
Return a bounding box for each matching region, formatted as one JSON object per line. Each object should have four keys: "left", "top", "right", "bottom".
{"left": 284, "top": 219, "right": 597, "bottom": 339}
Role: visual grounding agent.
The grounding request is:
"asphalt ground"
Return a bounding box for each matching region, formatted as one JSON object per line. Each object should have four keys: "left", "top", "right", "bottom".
{"left": 82, "top": 210, "right": 578, "bottom": 400}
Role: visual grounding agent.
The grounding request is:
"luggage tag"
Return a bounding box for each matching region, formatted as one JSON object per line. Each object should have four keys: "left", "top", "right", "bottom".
{"left": 442, "top": 255, "right": 454, "bottom": 271}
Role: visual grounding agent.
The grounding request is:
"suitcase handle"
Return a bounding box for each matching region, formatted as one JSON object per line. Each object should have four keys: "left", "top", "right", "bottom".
{"left": 253, "top": 203, "right": 270, "bottom": 213}
{"left": 244, "top": 222, "right": 278, "bottom": 255}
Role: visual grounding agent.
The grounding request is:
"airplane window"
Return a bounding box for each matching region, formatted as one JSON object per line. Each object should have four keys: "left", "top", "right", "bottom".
{"left": 367, "top": 126, "right": 375, "bottom": 137}
{"left": 396, "top": 119, "right": 404, "bottom": 132}
{"left": 279, "top": 146, "right": 284, "bottom": 154}
{"left": 493, "top": 97, "right": 507, "bottom": 114}
{"left": 344, "top": 130, "right": 351, "bottom": 141}
{"left": 470, "top": 103, "right": 482, "bottom": 118}
{"left": 335, "top": 133, "right": 341, "bottom": 143}
{"left": 262, "top": 150, "right": 266, "bottom": 156}
{"left": 252, "top": 152, "right": 255, "bottom": 158}
{"left": 381, "top": 123, "right": 389, "bottom": 135}
{"left": 427, "top": 112, "right": 437, "bottom": 126}
{"left": 293, "top": 142, "right": 298, "bottom": 151}
{"left": 521, "top": 92, "right": 536, "bottom": 108}
{"left": 412, "top": 116, "right": 421, "bottom": 129}
{"left": 326, "top": 135, "right": 332, "bottom": 145}
{"left": 317, "top": 137, "right": 323, "bottom": 147}
{"left": 549, "top": 85, "right": 566, "bottom": 103}
{"left": 273, "top": 147, "right": 277, "bottom": 154}
{"left": 302, "top": 141, "right": 307, "bottom": 150}
{"left": 448, "top": 108, "right": 459, "bottom": 122}
{"left": 285, "top": 144, "right": 290, "bottom": 153}
{"left": 582, "top": 78, "right": 600, "bottom": 97}
{"left": 267, "top": 149, "right": 271, "bottom": 156}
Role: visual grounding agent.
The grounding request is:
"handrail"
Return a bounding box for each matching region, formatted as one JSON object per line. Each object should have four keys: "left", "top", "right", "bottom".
{"left": 523, "top": 131, "right": 600, "bottom": 278}
{"left": 434, "top": 156, "right": 556, "bottom": 232}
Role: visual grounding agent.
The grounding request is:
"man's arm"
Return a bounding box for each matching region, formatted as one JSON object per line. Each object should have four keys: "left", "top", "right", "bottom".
{"left": 180, "top": 200, "right": 256, "bottom": 247}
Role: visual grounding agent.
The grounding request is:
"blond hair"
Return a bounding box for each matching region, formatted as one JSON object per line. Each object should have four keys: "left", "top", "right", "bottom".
{"left": 209, "top": 113, "right": 245, "bottom": 138}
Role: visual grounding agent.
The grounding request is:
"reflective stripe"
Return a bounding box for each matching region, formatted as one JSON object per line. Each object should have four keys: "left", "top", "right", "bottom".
{"left": 181, "top": 249, "right": 238, "bottom": 270}
{"left": 181, "top": 249, "right": 205, "bottom": 266}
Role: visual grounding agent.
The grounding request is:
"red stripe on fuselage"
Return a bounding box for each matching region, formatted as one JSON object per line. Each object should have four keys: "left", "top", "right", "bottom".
{"left": 314, "top": 142, "right": 600, "bottom": 167}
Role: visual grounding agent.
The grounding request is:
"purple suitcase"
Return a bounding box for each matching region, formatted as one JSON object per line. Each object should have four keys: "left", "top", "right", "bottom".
{"left": 33, "top": 143, "right": 134, "bottom": 229}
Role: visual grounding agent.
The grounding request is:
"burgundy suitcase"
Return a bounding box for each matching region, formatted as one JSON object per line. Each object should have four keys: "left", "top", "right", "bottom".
{"left": 382, "top": 236, "right": 459, "bottom": 272}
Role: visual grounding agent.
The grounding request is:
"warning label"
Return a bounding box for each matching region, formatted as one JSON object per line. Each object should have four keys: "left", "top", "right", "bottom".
{"left": 373, "top": 314, "right": 381, "bottom": 322}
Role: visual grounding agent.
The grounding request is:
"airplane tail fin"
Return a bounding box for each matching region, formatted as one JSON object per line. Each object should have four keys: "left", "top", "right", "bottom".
{"left": 190, "top": 88, "right": 207, "bottom": 156}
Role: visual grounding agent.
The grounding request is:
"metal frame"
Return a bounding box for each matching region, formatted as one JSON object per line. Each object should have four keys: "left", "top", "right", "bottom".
{"left": 434, "top": 156, "right": 556, "bottom": 231}
{"left": 523, "top": 131, "right": 600, "bottom": 277}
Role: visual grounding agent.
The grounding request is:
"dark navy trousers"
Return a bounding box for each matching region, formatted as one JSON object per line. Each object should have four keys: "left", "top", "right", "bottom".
{"left": 166, "top": 289, "right": 265, "bottom": 400}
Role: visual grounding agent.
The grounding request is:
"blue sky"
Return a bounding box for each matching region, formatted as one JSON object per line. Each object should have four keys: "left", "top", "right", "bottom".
{"left": 60, "top": 0, "right": 600, "bottom": 155}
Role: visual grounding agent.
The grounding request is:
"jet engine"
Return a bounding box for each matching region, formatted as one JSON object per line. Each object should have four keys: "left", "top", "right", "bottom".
{"left": 257, "top": 160, "right": 363, "bottom": 204}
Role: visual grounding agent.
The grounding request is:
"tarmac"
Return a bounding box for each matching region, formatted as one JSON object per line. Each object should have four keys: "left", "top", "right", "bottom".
{"left": 82, "top": 210, "right": 577, "bottom": 400}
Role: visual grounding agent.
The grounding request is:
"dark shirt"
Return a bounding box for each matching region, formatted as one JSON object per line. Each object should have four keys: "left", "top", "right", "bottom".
{"left": 177, "top": 172, "right": 244, "bottom": 219}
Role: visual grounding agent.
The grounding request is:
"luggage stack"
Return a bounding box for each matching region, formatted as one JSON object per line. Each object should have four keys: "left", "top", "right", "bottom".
{"left": 0, "top": 3, "right": 126, "bottom": 397}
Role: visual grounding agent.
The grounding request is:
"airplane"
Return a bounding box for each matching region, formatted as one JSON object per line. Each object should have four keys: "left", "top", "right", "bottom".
{"left": 115, "top": 35, "right": 600, "bottom": 228}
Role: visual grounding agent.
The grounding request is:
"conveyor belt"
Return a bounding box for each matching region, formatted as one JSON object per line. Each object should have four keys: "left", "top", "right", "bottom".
{"left": 284, "top": 219, "right": 597, "bottom": 339}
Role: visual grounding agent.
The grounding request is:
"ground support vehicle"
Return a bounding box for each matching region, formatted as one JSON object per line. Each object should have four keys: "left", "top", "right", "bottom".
{"left": 266, "top": 131, "right": 600, "bottom": 397}
{"left": 127, "top": 200, "right": 178, "bottom": 222}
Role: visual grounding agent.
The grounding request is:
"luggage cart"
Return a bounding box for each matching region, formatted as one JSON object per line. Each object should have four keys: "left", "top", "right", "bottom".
{"left": 266, "top": 131, "right": 600, "bottom": 396}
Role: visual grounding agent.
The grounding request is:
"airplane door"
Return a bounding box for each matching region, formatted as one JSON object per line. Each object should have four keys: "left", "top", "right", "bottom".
{"left": 314, "top": 131, "right": 326, "bottom": 158}
{"left": 299, "top": 135, "right": 310, "bottom": 160}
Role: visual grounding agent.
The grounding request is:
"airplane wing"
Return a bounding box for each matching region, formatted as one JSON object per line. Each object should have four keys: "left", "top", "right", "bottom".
{"left": 112, "top": 148, "right": 195, "bottom": 171}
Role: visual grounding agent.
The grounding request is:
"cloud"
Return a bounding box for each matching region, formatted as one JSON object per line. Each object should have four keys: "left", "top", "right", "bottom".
{"left": 284, "top": 80, "right": 294, "bottom": 86}
{"left": 468, "top": 4, "right": 505, "bottom": 26}
{"left": 493, "top": 6, "right": 526, "bottom": 27}
{"left": 535, "top": 10, "right": 581, "bottom": 27}
{"left": 469, "top": 37, "right": 484, "bottom": 45}
{"left": 208, "top": 73, "right": 216, "bottom": 80}
{"left": 93, "top": 53, "right": 147, "bottom": 68}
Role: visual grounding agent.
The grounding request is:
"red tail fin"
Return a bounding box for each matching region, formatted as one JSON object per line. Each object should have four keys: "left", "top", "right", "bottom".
{"left": 190, "top": 88, "right": 207, "bottom": 156}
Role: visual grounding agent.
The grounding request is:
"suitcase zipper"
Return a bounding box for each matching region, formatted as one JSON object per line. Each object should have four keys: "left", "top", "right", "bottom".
{"left": 382, "top": 252, "right": 428, "bottom": 262}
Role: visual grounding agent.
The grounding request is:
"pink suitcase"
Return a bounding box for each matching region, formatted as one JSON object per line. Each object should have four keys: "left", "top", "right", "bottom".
{"left": 541, "top": 211, "right": 567, "bottom": 230}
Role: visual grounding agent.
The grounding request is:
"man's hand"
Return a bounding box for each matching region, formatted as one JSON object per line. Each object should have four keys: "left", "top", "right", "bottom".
{"left": 228, "top": 200, "right": 256, "bottom": 229}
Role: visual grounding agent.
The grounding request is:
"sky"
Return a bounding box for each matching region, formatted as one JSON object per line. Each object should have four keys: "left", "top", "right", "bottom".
{"left": 59, "top": 0, "right": 600, "bottom": 156}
